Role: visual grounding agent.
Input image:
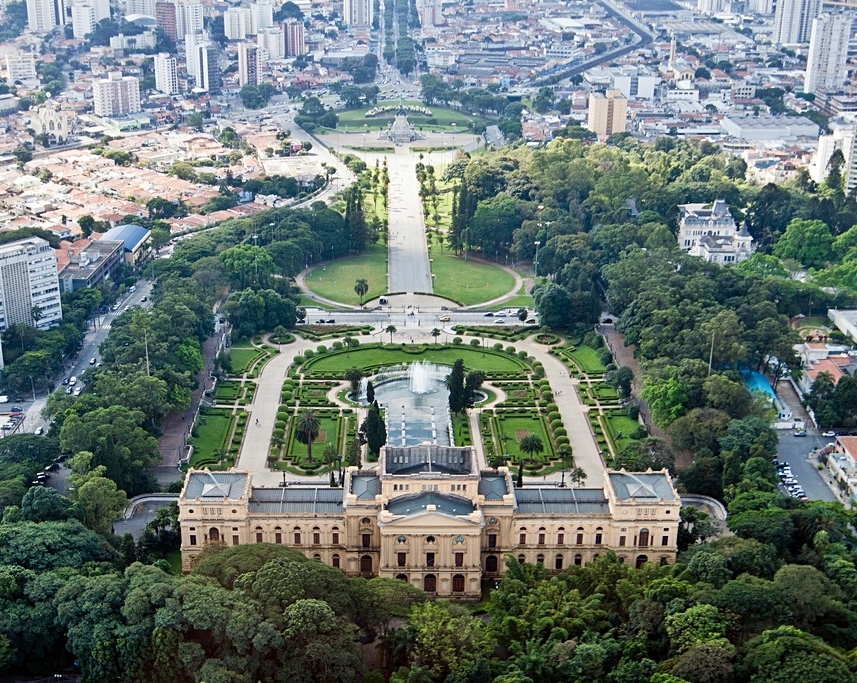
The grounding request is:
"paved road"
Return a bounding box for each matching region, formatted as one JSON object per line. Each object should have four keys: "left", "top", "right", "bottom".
{"left": 775, "top": 431, "right": 836, "bottom": 503}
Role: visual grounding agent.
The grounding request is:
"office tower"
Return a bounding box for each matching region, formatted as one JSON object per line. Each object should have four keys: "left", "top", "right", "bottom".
{"left": 421, "top": 0, "right": 441, "bottom": 27}
{"left": 257, "top": 26, "right": 284, "bottom": 60}
{"left": 93, "top": 72, "right": 142, "bottom": 116}
{"left": 224, "top": 7, "right": 252, "bottom": 39}
{"left": 26, "top": 0, "right": 66, "bottom": 33}
{"left": 176, "top": 0, "right": 203, "bottom": 37}
{"left": 125, "top": 0, "right": 155, "bottom": 15}
{"left": 697, "top": 0, "right": 724, "bottom": 13}
{"left": 71, "top": 2, "right": 95, "bottom": 38}
{"left": 154, "top": 52, "right": 179, "bottom": 93}
{"left": 804, "top": 13, "right": 852, "bottom": 94}
{"left": 196, "top": 42, "right": 220, "bottom": 93}
{"left": 283, "top": 19, "right": 305, "bottom": 56}
{"left": 185, "top": 31, "right": 204, "bottom": 82}
{"left": 586, "top": 89, "right": 627, "bottom": 137}
{"left": 773, "top": 0, "right": 820, "bottom": 44}
{"left": 748, "top": 0, "right": 772, "bottom": 13}
{"left": 0, "top": 238, "right": 62, "bottom": 333}
{"left": 5, "top": 53, "right": 37, "bottom": 85}
{"left": 343, "top": 0, "right": 372, "bottom": 27}
{"left": 238, "top": 42, "right": 260, "bottom": 86}
{"left": 155, "top": 2, "right": 177, "bottom": 41}
{"left": 251, "top": 0, "right": 273, "bottom": 33}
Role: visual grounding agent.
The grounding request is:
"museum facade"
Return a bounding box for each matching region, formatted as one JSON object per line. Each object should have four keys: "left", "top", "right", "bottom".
{"left": 178, "top": 445, "right": 681, "bottom": 598}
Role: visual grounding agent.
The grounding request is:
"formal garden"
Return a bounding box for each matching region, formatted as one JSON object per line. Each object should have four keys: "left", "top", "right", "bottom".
{"left": 333, "top": 100, "right": 486, "bottom": 133}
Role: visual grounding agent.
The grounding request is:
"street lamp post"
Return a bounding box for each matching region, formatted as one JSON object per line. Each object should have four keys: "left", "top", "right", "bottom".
{"left": 534, "top": 240, "right": 541, "bottom": 278}
{"left": 252, "top": 234, "right": 259, "bottom": 284}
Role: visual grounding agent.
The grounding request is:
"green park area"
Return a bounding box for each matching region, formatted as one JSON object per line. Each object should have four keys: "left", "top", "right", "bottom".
{"left": 303, "top": 244, "right": 387, "bottom": 306}
{"left": 335, "top": 100, "right": 485, "bottom": 133}
{"left": 189, "top": 408, "right": 236, "bottom": 468}
{"left": 428, "top": 235, "right": 516, "bottom": 305}
{"left": 494, "top": 413, "right": 555, "bottom": 465}
{"left": 284, "top": 412, "right": 343, "bottom": 466}
{"left": 303, "top": 343, "right": 528, "bottom": 375}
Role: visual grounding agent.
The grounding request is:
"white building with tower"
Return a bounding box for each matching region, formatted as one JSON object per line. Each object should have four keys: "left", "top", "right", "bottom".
{"left": 804, "top": 13, "right": 851, "bottom": 94}
{"left": 677, "top": 200, "right": 753, "bottom": 265}
{"left": 0, "top": 238, "right": 62, "bottom": 335}
{"left": 154, "top": 52, "right": 179, "bottom": 94}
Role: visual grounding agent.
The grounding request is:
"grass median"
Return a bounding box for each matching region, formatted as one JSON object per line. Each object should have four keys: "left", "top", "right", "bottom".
{"left": 303, "top": 244, "right": 388, "bottom": 306}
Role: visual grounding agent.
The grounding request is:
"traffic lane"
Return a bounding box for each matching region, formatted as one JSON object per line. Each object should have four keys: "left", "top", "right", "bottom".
{"left": 777, "top": 433, "right": 836, "bottom": 502}
{"left": 301, "top": 310, "right": 533, "bottom": 327}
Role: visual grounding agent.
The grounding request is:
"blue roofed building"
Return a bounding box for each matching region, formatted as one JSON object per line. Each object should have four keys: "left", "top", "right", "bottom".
{"left": 179, "top": 445, "right": 681, "bottom": 598}
{"left": 99, "top": 223, "right": 151, "bottom": 268}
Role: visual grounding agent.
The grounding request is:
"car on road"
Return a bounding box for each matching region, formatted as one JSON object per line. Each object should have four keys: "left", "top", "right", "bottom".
{"left": 822, "top": 431, "right": 837, "bottom": 437}
{"left": 65, "top": 387, "right": 73, "bottom": 394}
{"left": 141, "top": 296, "right": 148, "bottom": 302}
{"left": 316, "top": 319, "right": 326, "bottom": 323}
{"left": 495, "top": 318, "right": 506, "bottom": 324}
{"left": 794, "top": 429, "right": 807, "bottom": 436}
{"left": 89, "top": 357, "right": 97, "bottom": 364}
{"left": 439, "top": 315, "right": 450, "bottom": 322}
{"left": 73, "top": 387, "right": 83, "bottom": 397}
{"left": 526, "top": 318, "right": 536, "bottom": 324}
{"left": 69, "top": 376, "right": 77, "bottom": 386}
{"left": 61, "top": 377, "right": 69, "bottom": 385}
{"left": 483, "top": 312, "right": 494, "bottom": 317}
{"left": 10, "top": 407, "right": 22, "bottom": 413}
{"left": 326, "top": 319, "right": 336, "bottom": 324}
{"left": 34, "top": 427, "right": 43, "bottom": 435}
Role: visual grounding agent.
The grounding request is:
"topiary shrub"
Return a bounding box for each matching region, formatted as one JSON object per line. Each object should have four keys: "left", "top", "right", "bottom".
{"left": 275, "top": 420, "right": 286, "bottom": 430}
{"left": 453, "top": 337, "right": 463, "bottom": 344}
{"left": 493, "top": 342, "right": 504, "bottom": 350}
{"left": 469, "top": 338, "right": 481, "bottom": 347}
{"left": 303, "top": 350, "right": 314, "bottom": 359}
{"left": 546, "top": 403, "right": 558, "bottom": 412}
{"left": 550, "top": 419, "right": 563, "bottom": 430}
{"left": 548, "top": 411, "right": 561, "bottom": 422}
{"left": 540, "top": 391, "right": 552, "bottom": 401}
{"left": 518, "top": 350, "right": 528, "bottom": 359}
{"left": 317, "top": 345, "right": 327, "bottom": 354}
{"left": 272, "top": 428, "right": 284, "bottom": 440}
{"left": 506, "top": 346, "right": 516, "bottom": 354}
{"left": 556, "top": 436, "right": 570, "bottom": 447}
{"left": 331, "top": 341, "right": 343, "bottom": 350}
{"left": 554, "top": 428, "right": 567, "bottom": 438}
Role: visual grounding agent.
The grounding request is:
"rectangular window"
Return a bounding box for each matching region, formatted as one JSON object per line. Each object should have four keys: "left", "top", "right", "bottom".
{"left": 455, "top": 552, "right": 464, "bottom": 567}
{"left": 595, "top": 533, "right": 602, "bottom": 544}
{"left": 256, "top": 532, "right": 262, "bottom": 543}
{"left": 538, "top": 533, "right": 545, "bottom": 545}
{"left": 398, "top": 552, "right": 407, "bottom": 567}
{"left": 519, "top": 533, "right": 526, "bottom": 545}
{"left": 313, "top": 532, "right": 320, "bottom": 545}
{"left": 557, "top": 533, "right": 564, "bottom": 544}
{"left": 619, "top": 536, "right": 626, "bottom": 547}
{"left": 426, "top": 552, "right": 435, "bottom": 567}
{"left": 332, "top": 555, "right": 340, "bottom": 568}
{"left": 332, "top": 532, "right": 339, "bottom": 544}
{"left": 662, "top": 536, "right": 669, "bottom": 546}
{"left": 362, "top": 533, "right": 371, "bottom": 548}
{"left": 294, "top": 532, "right": 301, "bottom": 544}
{"left": 275, "top": 532, "right": 282, "bottom": 544}
{"left": 189, "top": 534, "right": 197, "bottom": 546}
{"left": 232, "top": 535, "right": 239, "bottom": 546}
{"left": 576, "top": 533, "right": 583, "bottom": 545}
{"left": 488, "top": 534, "right": 497, "bottom": 548}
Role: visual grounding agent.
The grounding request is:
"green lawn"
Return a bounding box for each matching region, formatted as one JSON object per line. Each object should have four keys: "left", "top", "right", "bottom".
{"left": 190, "top": 409, "right": 234, "bottom": 466}
{"left": 568, "top": 346, "right": 607, "bottom": 374}
{"left": 164, "top": 548, "right": 182, "bottom": 574}
{"left": 297, "top": 295, "right": 334, "bottom": 310}
{"left": 286, "top": 415, "right": 341, "bottom": 463}
{"left": 335, "top": 101, "right": 485, "bottom": 133}
{"left": 429, "top": 236, "right": 515, "bottom": 305}
{"left": 605, "top": 413, "right": 643, "bottom": 450}
{"left": 304, "top": 344, "right": 528, "bottom": 374}
{"left": 495, "top": 414, "right": 555, "bottom": 464}
{"left": 230, "top": 348, "right": 261, "bottom": 374}
{"left": 303, "top": 244, "right": 387, "bottom": 305}
{"left": 491, "top": 294, "right": 533, "bottom": 311}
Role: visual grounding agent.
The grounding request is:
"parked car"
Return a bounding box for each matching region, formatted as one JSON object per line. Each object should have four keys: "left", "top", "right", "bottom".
{"left": 439, "top": 315, "right": 450, "bottom": 322}
{"left": 326, "top": 319, "right": 336, "bottom": 324}
{"left": 794, "top": 429, "right": 807, "bottom": 437}
{"left": 69, "top": 376, "right": 77, "bottom": 386}
{"left": 89, "top": 357, "right": 97, "bottom": 365}
{"left": 10, "top": 407, "right": 22, "bottom": 413}
{"left": 822, "top": 431, "right": 837, "bottom": 437}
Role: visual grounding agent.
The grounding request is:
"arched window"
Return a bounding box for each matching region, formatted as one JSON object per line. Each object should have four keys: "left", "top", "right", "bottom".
{"left": 293, "top": 527, "right": 302, "bottom": 544}
{"left": 360, "top": 555, "right": 373, "bottom": 575}
{"left": 517, "top": 554, "right": 526, "bottom": 563}
{"left": 576, "top": 526, "right": 584, "bottom": 545}
{"left": 396, "top": 573, "right": 408, "bottom": 582}
{"left": 486, "top": 555, "right": 498, "bottom": 573}
{"left": 557, "top": 527, "right": 565, "bottom": 544}
{"left": 312, "top": 553, "right": 321, "bottom": 561}
{"left": 424, "top": 574, "right": 437, "bottom": 592}
{"left": 638, "top": 528, "right": 650, "bottom": 547}
{"left": 332, "top": 553, "right": 341, "bottom": 569}
{"left": 255, "top": 526, "right": 263, "bottom": 543}
{"left": 536, "top": 554, "right": 544, "bottom": 565}
{"left": 209, "top": 527, "right": 220, "bottom": 542}
{"left": 618, "top": 556, "right": 625, "bottom": 564}
{"left": 636, "top": 555, "right": 649, "bottom": 569}
{"left": 518, "top": 527, "right": 527, "bottom": 545}
{"left": 594, "top": 527, "right": 603, "bottom": 545}
{"left": 361, "top": 517, "right": 372, "bottom": 525}
{"left": 312, "top": 526, "right": 321, "bottom": 545}
{"left": 331, "top": 526, "right": 340, "bottom": 544}
{"left": 425, "top": 535, "right": 436, "bottom": 544}
{"left": 537, "top": 528, "right": 546, "bottom": 545}
{"left": 452, "top": 574, "right": 465, "bottom": 592}
{"left": 660, "top": 556, "right": 670, "bottom": 566}
{"left": 574, "top": 554, "right": 582, "bottom": 566}
{"left": 274, "top": 526, "right": 282, "bottom": 544}
{"left": 555, "top": 554, "right": 563, "bottom": 570}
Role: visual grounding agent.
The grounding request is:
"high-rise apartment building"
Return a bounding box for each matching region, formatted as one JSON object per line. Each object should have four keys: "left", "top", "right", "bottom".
{"left": 5, "top": 54, "right": 37, "bottom": 85}
{"left": 155, "top": 1, "right": 177, "bottom": 41}
{"left": 343, "top": 0, "right": 372, "bottom": 27}
{"left": 196, "top": 42, "right": 220, "bottom": 93}
{"left": 176, "top": 0, "right": 203, "bottom": 38}
{"left": 125, "top": 0, "right": 155, "bottom": 16}
{"left": 257, "top": 26, "right": 284, "bottom": 60}
{"left": 185, "top": 31, "right": 205, "bottom": 83}
{"left": 251, "top": 0, "right": 273, "bottom": 33}
{"left": 26, "top": 0, "right": 66, "bottom": 33}
{"left": 154, "top": 52, "right": 179, "bottom": 94}
{"left": 224, "top": 7, "right": 252, "bottom": 39}
{"left": 804, "top": 14, "right": 852, "bottom": 94}
{"left": 0, "top": 238, "right": 62, "bottom": 334}
{"left": 283, "top": 19, "right": 305, "bottom": 57}
{"left": 238, "top": 42, "right": 260, "bottom": 86}
{"left": 93, "top": 72, "right": 142, "bottom": 116}
{"left": 586, "top": 89, "right": 627, "bottom": 137}
{"left": 71, "top": 3, "right": 95, "bottom": 38}
{"left": 773, "top": 0, "right": 820, "bottom": 44}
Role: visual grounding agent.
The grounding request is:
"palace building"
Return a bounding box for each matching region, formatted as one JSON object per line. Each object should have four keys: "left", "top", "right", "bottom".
{"left": 178, "top": 445, "right": 681, "bottom": 599}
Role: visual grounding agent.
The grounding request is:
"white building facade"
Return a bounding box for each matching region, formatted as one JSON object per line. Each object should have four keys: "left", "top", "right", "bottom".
{"left": 93, "top": 72, "right": 142, "bottom": 117}
{"left": 773, "top": 0, "right": 821, "bottom": 44}
{"left": 678, "top": 200, "right": 754, "bottom": 264}
{"left": 0, "top": 238, "right": 62, "bottom": 333}
{"left": 804, "top": 13, "right": 852, "bottom": 94}
{"left": 154, "top": 52, "right": 179, "bottom": 94}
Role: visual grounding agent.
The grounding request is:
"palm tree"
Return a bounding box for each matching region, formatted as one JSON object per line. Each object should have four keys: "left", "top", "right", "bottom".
{"left": 569, "top": 467, "right": 587, "bottom": 488}
{"left": 557, "top": 445, "right": 573, "bottom": 488}
{"left": 385, "top": 324, "right": 397, "bottom": 344}
{"left": 354, "top": 278, "right": 369, "bottom": 305}
{"left": 431, "top": 327, "right": 441, "bottom": 344}
{"left": 295, "top": 409, "right": 321, "bottom": 464}
{"left": 519, "top": 433, "right": 545, "bottom": 465}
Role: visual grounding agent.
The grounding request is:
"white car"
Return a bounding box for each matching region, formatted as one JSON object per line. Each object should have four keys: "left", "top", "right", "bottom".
{"left": 69, "top": 376, "right": 77, "bottom": 386}
{"left": 822, "top": 431, "right": 837, "bottom": 437}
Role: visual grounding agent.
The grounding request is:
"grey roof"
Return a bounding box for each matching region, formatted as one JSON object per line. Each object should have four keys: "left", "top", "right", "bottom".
{"left": 184, "top": 471, "right": 247, "bottom": 500}
{"left": 478, "top": 475, "right": 508, "bottom": 500}
{"left": 249, "top": 487, "right": 343, "bottom": 515}
{"left": 385, "top": 445, "right": 472, "bottom": 475}
{"left": 351, "top": 474, "right": 381, "bottom": 501}
{"left": 514, "top": 487, "right": 610, "bottom": 515}
{"left": 100, "top": 224, "right": 150, "bottom": 251}
{"left": 609, "top": 472, "right": 677, "bottom": 501}
{"left": 386, "top": 492, "right": 475, "bottom": 517}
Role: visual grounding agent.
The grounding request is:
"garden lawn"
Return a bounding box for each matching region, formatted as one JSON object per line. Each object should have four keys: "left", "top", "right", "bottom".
{"left": 429, "top": 236, "right": 515, "bottom": 305}
{"left": 452, "top": 414, "right": 472, "bottom": 446}
{"left": 230, "top": 348, "right": 262, "bottom": 374}
{"left": 605, "top": 413, "right": 643, "bottom": 450}
{"left": 287, "top": 415, "right": 341, "bottom": 464}
{"left": 304, "top": 344, "right": 527, "bottom": 374}
{"left": 335, "top": 101, "right": 485, "bottom": 132}
{"left": 189, "top": 409, "right": 234, "bottom": 466}
{"left": 303, "top": 244, "right": 387, "bottom": 305}
{"left": 568, "top": 346, "right": 607, "bottom": 374}
{"left": 495, "top": 414, "right": 554, "bottom": 464}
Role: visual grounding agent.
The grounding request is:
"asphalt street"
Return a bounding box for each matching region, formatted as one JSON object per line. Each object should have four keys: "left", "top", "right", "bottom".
{"left": 775, "top": 430, "right": 837, "bottom": 503}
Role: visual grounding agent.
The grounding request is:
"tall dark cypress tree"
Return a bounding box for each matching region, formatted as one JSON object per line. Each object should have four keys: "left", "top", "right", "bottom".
{"left": 445, "top": 359, "right": 466, "bottom": 413}
{"left": 366, "top": 400, "right": 387, "bottom": 456}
